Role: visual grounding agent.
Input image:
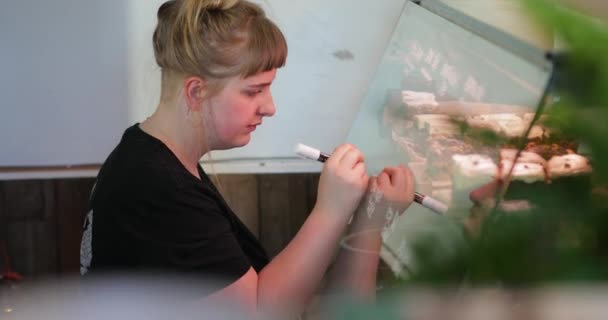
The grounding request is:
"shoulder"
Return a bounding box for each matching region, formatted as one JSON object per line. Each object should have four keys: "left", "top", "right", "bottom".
{"left": 92, "top": 125, "right": 189, "bottom": 203}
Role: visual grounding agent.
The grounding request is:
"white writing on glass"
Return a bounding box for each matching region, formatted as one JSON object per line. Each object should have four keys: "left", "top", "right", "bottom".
{"left": 440, "top": 63, "right": 460, "bottom": 88}
{"left": 464, "top": 76, "right": 486, "bottom": 101}
{"left": 409, "top": 42, "right": 424, "bottom": 62}
{"left": 425, "top": 49, "right": 442, "bottom": 71}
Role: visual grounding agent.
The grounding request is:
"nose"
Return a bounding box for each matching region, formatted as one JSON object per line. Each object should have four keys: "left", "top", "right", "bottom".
{"left": 469, "top": 180, "right": 502, "bottom": 204}
{"left": 258, "top": 93, "right": 276, "bottom": 117}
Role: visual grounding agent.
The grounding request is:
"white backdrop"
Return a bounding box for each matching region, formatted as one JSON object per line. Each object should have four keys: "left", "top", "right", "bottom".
{"left": 0, "top": 0, "right": 407, "bottom": 174}
{"left": 0, "top": 0, "right": 129, "bottom": 168}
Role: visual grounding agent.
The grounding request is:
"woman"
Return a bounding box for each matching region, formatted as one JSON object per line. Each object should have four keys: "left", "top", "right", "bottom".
{"left": 80, "top": 0, "right": 415, "bottom": 315}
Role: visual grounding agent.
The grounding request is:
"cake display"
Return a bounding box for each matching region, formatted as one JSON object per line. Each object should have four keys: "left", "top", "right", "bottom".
{"left": 449, "top": 146, "right": 593, "bottom": 207}
{"left": 386, "top": 97, "right": 594, "bottom": 211}
{"left": 355, "top": 4, "right": 587, "bottom": 215}
{"left": 545, "top": 153, "right": 593, "bottom": 201}
{"left": 500, "top": 149, "right": 547, "bottom": 166}
{"left": 466, "top": 113, "right": 527, "bottom": 138}
{"left": 547, "top": 154, "right": 592, "bottom": 178}
{"left": 426, "top": 137, "right": 476, "bottom": 181}
{"left": 523, "top": 141, "right": 578, "bottom": 160}
{"left": 499, "top": 160, "right": 545, "bottom": 183}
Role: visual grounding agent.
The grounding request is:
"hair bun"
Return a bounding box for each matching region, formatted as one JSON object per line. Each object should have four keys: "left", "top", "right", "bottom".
{"left": 157, "top": 0, "right": 178, "bottom": 19}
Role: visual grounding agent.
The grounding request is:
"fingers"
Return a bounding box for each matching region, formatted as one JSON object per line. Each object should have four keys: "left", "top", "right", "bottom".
{"left": 353, "top": 162, "right": 368, "bottom": 180}
{"left": 382, "top": 166, "right": 404, "bottom": 187}
{"left": 380, "top": 165, "right": 415, "bottom": 184}
{"left": 342, "top": 148, "right": 364, "bottom": 170}
{"left": 379, "top": 166, "right": 406, "bottom": 188}
{"left": 378, "top": 170, "right": 390, "bottom": 188}
{"left": 400, "top": 164, "right": 415, "bottom": 194}
{"left": 378, "top": 165, "right": 416, "bottom": 212}
{"left": 368, "top": 176, "right": 378, "bottom": 191}
{"left": 315, "top": 144, "right": 370, "bottom": 220}
{"left": 329, "top": 144, "right": 365, "bottom": 168}
{"left": 329, "top": 144, "right": 353, "bottom": 164}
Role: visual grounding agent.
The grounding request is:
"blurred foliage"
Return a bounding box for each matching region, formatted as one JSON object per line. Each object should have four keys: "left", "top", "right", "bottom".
{"left": 455, "top": 119, "right": 509, "bottom": 147}
{"left": 401, "top": 0, "right": 608, "bottom": 290}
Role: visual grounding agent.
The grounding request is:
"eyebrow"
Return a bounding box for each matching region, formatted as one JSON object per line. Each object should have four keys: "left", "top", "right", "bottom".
{"left": 248, "top": 82, "right": 272, "bottom": 88}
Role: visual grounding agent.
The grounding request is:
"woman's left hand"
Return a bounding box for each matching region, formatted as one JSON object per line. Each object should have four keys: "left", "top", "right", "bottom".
{"left": 351, "top": 165, "right": 415, "bottom": 230}
{"left": 376, "top": 165, "right": 415, "bottom": 214}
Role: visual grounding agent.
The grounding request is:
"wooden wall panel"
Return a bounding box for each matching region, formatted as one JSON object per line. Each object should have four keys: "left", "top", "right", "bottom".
{"left": 3, "top": 180, "right": 57, "bottom": 278}
{"left": 0, "top": 173, "right": 321, "bottom": 276}
{"left": 258, "top": 174, "right": 293, "bottom": 257}
{"left": 287, "top": 174, "right": 314, "bottom": 237}
{"left": 54, "top": 178, "right": 96, "bottom": 274}
{"left": 258, "top": 174, "right": 320, "bottom": 257}
{"left": 3, "top": 180, "right": 46, "bottom": 221}
{"left": 216, "top": 174, "right": 260, "bottom": 237}
{"left": 0, "top": 181, "right": 8, "bottom": 273}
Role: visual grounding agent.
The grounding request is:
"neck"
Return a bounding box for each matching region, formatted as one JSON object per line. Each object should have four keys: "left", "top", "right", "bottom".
{"left": 140, "top": 103, "right": 208, "bottom": 178}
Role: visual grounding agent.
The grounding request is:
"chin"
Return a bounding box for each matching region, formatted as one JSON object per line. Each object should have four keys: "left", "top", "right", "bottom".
{"left": 221, "top": 136, "right": 251, "bottom": 149}
{"left": 233, "top": 141, "right": 250, "bottom": 148}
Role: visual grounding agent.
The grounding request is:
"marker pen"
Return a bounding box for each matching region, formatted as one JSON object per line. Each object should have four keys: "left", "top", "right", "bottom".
{"left": 294, "top": 143, "right": 448, "bottom": 215}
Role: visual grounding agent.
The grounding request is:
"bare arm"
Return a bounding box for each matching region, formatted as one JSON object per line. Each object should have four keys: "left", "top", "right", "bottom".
{"left": 206, "top": 206, "right": 351, "bottom": 316}
{"left": 323, "top": 198, "right": 385, "bottom": 301}
{"left": 256, "top": 205, "right": 352, "bottom": 314}
{"left": 325, "top": 166, "right": 415, "bottom": 301}
{"left": 207, "top": 144, "right": 369, "bottom": 316}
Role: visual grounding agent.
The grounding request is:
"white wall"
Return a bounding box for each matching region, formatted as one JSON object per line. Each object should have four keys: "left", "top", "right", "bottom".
{"left": 128, "top": 0, "right": 408, "bottom": 172}
{"left": 0, "top": 0, "right": 129, "bottom": 168}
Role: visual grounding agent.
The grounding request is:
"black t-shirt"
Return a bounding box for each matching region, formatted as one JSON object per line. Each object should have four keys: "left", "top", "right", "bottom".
{"left": 81, "top": 124, "right": 269, "bottom": 289}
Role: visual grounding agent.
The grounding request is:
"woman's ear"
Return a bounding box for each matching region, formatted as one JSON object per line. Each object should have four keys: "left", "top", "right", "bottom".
{"left": 183, "top": 76, "right": 207, "bottom": 112}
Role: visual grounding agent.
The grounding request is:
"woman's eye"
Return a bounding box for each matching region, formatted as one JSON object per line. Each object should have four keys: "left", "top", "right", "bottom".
{"left": 244, "top": 90, "right": 262, "bottom": 97}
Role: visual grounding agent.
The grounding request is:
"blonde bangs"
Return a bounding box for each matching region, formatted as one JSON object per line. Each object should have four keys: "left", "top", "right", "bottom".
{"left": 239, "top": 17, "right": 287, "bottom": 78}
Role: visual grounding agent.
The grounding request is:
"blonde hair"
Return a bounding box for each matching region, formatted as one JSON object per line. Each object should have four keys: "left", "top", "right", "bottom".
{"left": 153, "top": 0, "right": 287, "bottom": 94}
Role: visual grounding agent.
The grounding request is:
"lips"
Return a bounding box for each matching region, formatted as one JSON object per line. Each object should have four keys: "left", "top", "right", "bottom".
{"left": 247, "top": 123, "right": 261, "bottom": 132}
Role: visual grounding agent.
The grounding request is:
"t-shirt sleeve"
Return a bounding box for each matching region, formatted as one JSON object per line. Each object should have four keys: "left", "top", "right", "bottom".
{"left": 114, "top": 174, "right": 252, "bottom": 289}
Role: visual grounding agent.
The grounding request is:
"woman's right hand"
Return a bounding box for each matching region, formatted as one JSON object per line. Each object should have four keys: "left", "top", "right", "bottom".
{"left": 315, "top": 144, "right": 369, "bottom": 221}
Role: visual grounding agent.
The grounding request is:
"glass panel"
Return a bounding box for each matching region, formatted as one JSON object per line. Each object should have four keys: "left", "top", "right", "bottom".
{"left": 345, "top": 1, "right": 553, "bottom": 272}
